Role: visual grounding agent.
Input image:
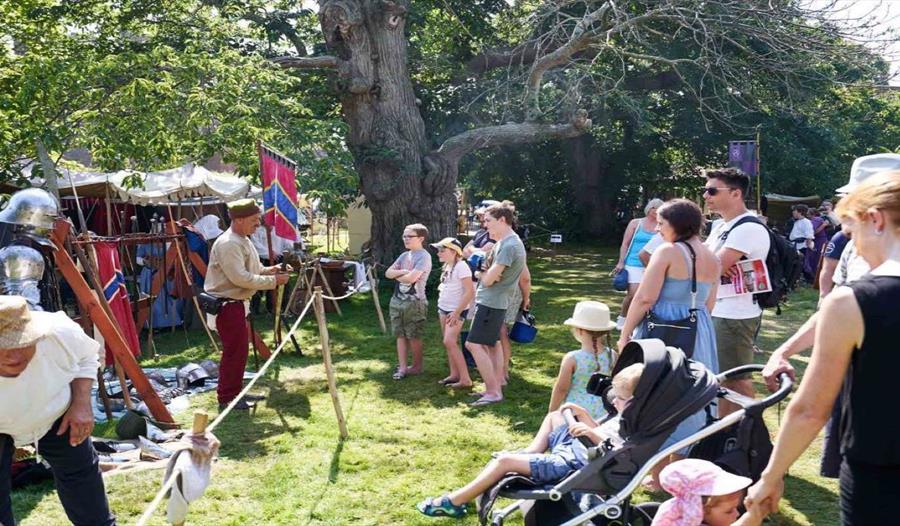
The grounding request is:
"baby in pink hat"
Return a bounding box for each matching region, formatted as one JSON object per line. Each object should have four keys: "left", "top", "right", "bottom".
{"left": 652, "top": 459, "right": 754, "bottom": 526}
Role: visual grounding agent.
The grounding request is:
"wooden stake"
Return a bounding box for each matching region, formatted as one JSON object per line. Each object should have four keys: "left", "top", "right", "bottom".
{"left": 313, "top": 287, "right": 348, "bottom": 439}
{"left": 192, "top": 411, "right": 209, "bottom": 434}
{"left": 96, "top": 369, "right": 114, "bottom": 421}
{"left": 113, "top": 359, "right": 134, "bottom": 409}
{"left": 367, "top": 266, "right": 386, "bottom": 334}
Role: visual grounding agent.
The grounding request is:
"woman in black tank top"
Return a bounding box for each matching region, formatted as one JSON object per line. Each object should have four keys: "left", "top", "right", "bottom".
{"left": 741, "top": 170, "right": 900, "bottom": 526}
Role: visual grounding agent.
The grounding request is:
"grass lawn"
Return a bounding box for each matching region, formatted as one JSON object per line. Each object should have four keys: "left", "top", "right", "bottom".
{"left": 12, "top": 245, "right": 838, "bottom": 525}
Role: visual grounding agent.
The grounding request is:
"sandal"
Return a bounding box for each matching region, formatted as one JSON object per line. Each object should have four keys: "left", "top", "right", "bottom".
{"left": 470, "top": 397, "right": 502, "bottom": 407}
{"left": 392, "top": 370, "right": 407, "bottom": 380}
{"left": 448, "top": 382, "right": 473, "bottom": 390}
{"left": 438, "top": 377, "right": 458, "bottom": 385}
{"left": 416, "top": 495, "right": 467, "bottom": 518}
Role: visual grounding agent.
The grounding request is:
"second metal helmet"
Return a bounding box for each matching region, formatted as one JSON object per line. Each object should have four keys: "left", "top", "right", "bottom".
{"left": 0, "top": 245, "right": 45, "bottom": 310}
{"left": 0, "top": 188, "right": 59, "bottom": 232}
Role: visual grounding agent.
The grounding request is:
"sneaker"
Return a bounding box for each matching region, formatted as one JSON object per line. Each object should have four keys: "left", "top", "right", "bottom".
{"left": 616, "top": 315, "right": 626, "bottom": 331}
{"left": 219, "top": 399, "right": 255, "bottom": 411}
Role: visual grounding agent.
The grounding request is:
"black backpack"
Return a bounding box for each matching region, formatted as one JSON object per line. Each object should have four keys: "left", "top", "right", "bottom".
{"left": 722, "top": 216, "right": 800, "bottom": 315}
{"left": 689, "top": 410, "right": 773, "bottom": 482}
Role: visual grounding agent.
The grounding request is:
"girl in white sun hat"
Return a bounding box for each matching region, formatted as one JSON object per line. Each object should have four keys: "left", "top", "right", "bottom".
{"left": 548, "top": 300, "right": 617, "bottom": 420}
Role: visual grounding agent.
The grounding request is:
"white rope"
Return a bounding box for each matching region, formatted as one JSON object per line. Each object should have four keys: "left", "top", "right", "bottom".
{"left": 320, "top": 289, "right": 358, "bottom": 301}
{"left": 135, "top": 296, "right": 315, "bottom": 526}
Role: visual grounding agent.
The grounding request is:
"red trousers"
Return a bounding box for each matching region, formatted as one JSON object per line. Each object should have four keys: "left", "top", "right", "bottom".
{"left": 217, "top": 301, "right": 249, "bottom": 405}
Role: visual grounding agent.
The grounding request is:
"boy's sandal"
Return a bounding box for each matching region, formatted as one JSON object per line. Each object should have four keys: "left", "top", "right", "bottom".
{"left": 470, "top": 397, "right": 502, "bottom": 407}
{"left": 392, "top": 370, "right": 406, "bottom": 380}
{"left": 417, "top": 495, "right": 467, "bottom": 518}
{"left": 437, "top": 378, "right": 459, "bottom": 385}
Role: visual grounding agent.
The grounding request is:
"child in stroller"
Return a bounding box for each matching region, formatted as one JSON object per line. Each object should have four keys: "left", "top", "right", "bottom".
{"left": 482, "top": 339, "right": 791, "bottom": 526}
{"left": 416, "top": 363, "right": 645, "bottom": 519}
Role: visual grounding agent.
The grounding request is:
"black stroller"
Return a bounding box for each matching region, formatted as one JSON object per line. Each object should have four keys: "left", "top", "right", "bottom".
{"left": 480, "top": 339, "right": 792, "bottom": 526}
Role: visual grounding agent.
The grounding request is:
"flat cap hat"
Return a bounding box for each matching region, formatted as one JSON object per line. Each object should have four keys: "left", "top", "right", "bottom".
{"left": 226, "top": 199, "right": 261, "bottom": 219}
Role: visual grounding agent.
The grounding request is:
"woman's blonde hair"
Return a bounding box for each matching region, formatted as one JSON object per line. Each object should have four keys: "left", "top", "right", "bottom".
{"left": 835, "top": 170, "right": 900, "bottom": 228}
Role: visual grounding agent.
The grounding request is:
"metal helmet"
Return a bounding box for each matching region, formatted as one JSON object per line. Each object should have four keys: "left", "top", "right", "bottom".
{"left": 176, "top": 362, "right": 210, "bottom": 389}
{"left": 0, "top": 245, "right": 44, "bottom": 310}
{"left": 199, "top": 359, "right": 219, "bottom": 379}
{"left": 0, "top": 189, "right": 59, "bottom": 233}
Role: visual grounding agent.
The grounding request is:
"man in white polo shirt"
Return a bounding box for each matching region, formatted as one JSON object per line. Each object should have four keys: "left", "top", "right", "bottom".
{"left": 702, "top": 167, "right": 770, "bottom": 417}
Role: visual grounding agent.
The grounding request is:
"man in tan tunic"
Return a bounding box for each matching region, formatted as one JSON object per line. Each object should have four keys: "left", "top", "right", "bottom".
{"left": 205, "top": 199, "right": 289, "bottom": 410}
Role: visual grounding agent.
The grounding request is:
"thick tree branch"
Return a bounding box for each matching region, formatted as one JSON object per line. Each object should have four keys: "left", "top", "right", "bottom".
{"left": 524, "top": 5, "right": 610, "bottom": 120}
{"left": 464, "top": 43, "right": 542, "bottom": 77}
{"left": 273, "top": 55, "right": 339, "bottom": 69}
{"left": 435, "top": 109, "right": 592, "bottom": 164}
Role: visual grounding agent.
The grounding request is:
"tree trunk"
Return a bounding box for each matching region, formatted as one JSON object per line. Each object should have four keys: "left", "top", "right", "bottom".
{"left": 566, "top": 134, "right": 617, "bottom": 238}
{"left": 318, "top": 0, "right": 455, "bottom": 263}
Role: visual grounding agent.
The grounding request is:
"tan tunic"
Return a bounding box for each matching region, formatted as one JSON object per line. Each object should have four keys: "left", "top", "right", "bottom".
{"left": 204, "top": 228, "right": 276, "bottom": 300}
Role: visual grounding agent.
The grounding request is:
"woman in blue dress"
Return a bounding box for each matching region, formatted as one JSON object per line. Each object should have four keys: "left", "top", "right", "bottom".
{"left": 136, "top": 240, "right": 184, "bottom": 329}
{"left": 616, "top": 198, "right": 720, "bottom": 489}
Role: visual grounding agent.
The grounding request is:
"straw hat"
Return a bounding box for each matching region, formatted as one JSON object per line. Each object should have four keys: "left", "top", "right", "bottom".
{"left": 0, "top": 295, "right": 46, "bottom": 349}
{"left": 430, "top": 237, "right": 463, "bottom": 256}
{"left": 564, "top": 301, "right": 617, "bottom": 332}
{"left": 836, "top": 153, "right": 900, "bottom": 195}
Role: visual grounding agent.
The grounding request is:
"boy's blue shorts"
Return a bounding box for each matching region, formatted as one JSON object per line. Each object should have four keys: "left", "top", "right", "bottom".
{"left": 528, "top": 425, "right": 585, "bottom": 483}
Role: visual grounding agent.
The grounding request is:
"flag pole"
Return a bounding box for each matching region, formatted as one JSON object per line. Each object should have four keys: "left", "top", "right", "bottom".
{"left": 756, "top": 128, "right": 762, "bottom": 213}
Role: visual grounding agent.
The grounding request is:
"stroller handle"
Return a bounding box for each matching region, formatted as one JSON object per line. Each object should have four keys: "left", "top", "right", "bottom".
{"left": 717, "top": 364, "right": 794, "bottom": 411}
{"left": 562, "top": 409, "right": 595, "bottom": 449}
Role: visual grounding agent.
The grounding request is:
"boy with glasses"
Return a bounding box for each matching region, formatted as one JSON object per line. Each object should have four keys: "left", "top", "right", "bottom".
{"left": 386, "top": 224, "right": 432, "bottom": 379}
{"left": 702, "top": 168, "right": 770, "bottom": 417}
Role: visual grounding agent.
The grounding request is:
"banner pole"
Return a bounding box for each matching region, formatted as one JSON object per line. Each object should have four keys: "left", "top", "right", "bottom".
{"left": 756, "top": 129, "right": 762, "bottom": 213}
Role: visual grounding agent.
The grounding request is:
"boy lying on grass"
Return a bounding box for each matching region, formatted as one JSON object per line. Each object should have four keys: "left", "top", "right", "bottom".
{"left": 417, "top": 363, "right": 644, "bottom": 518}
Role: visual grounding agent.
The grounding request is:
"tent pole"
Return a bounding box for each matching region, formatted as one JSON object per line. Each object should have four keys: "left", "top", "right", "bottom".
{"left": 105, "top": 186, "right": 113, "bottom": 236}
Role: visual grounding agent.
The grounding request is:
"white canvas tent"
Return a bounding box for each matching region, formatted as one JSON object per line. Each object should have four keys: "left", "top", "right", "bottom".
{"left": 21, "top": 162, "right": 256, "bottom": 205}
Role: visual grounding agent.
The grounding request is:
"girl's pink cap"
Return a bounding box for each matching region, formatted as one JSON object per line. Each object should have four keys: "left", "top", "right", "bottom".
{"left": 651, "top": 459, "right": 751, "bottom": 526}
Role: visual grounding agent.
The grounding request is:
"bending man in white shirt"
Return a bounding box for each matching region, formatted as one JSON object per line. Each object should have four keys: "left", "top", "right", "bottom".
{"left": 0, "top": 296, "right": 116, "bottom": 526}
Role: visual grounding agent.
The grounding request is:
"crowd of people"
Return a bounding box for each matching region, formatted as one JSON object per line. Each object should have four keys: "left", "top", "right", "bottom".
{"left": 411, "top": 155, "right": 900, "bottom": 525}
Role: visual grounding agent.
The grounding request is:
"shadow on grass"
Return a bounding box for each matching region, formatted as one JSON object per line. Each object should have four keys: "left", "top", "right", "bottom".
{"left": 10, "top": 483, "right": 55, "bottom": 525}
{"left": 777, "top": 473, "right": 840, "bottom": 525}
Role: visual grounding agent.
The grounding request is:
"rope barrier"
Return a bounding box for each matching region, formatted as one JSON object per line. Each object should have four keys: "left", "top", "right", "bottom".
{"left": 135, "top": 295, "right": 316, "bottom": 526}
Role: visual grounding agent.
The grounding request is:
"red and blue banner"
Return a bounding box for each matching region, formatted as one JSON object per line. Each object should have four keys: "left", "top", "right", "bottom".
{"left": 95, "top": 242, "right": 141, "bottom": 365}
{"left": 259, "top": 142, "right": 299, "bottom": 242}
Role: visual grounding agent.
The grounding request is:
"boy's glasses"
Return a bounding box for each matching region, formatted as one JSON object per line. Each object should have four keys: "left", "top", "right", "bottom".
{"left": 702, "top": 186, "right": 731, "bottom": 196}
{"left": 402, "top": 235, "right": 420, "bottom": 239}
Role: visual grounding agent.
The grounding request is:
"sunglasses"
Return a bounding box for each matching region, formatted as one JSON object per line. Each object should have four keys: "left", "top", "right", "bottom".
{"left": 702, "top": 186, "right": 733, "bottom": 196}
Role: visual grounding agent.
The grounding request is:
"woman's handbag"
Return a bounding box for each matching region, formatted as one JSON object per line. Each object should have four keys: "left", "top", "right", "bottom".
{"left": 645, "top": 241, "right": 699, "bottom": 358}
{"left": 613, "top": 223, "right": 639, "bottom": 291}
{"left": 509, "top": 310, "right": 538, "bottom": 343}
{"left": 613, "top": 268, "right": 629, "bottom": 291}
